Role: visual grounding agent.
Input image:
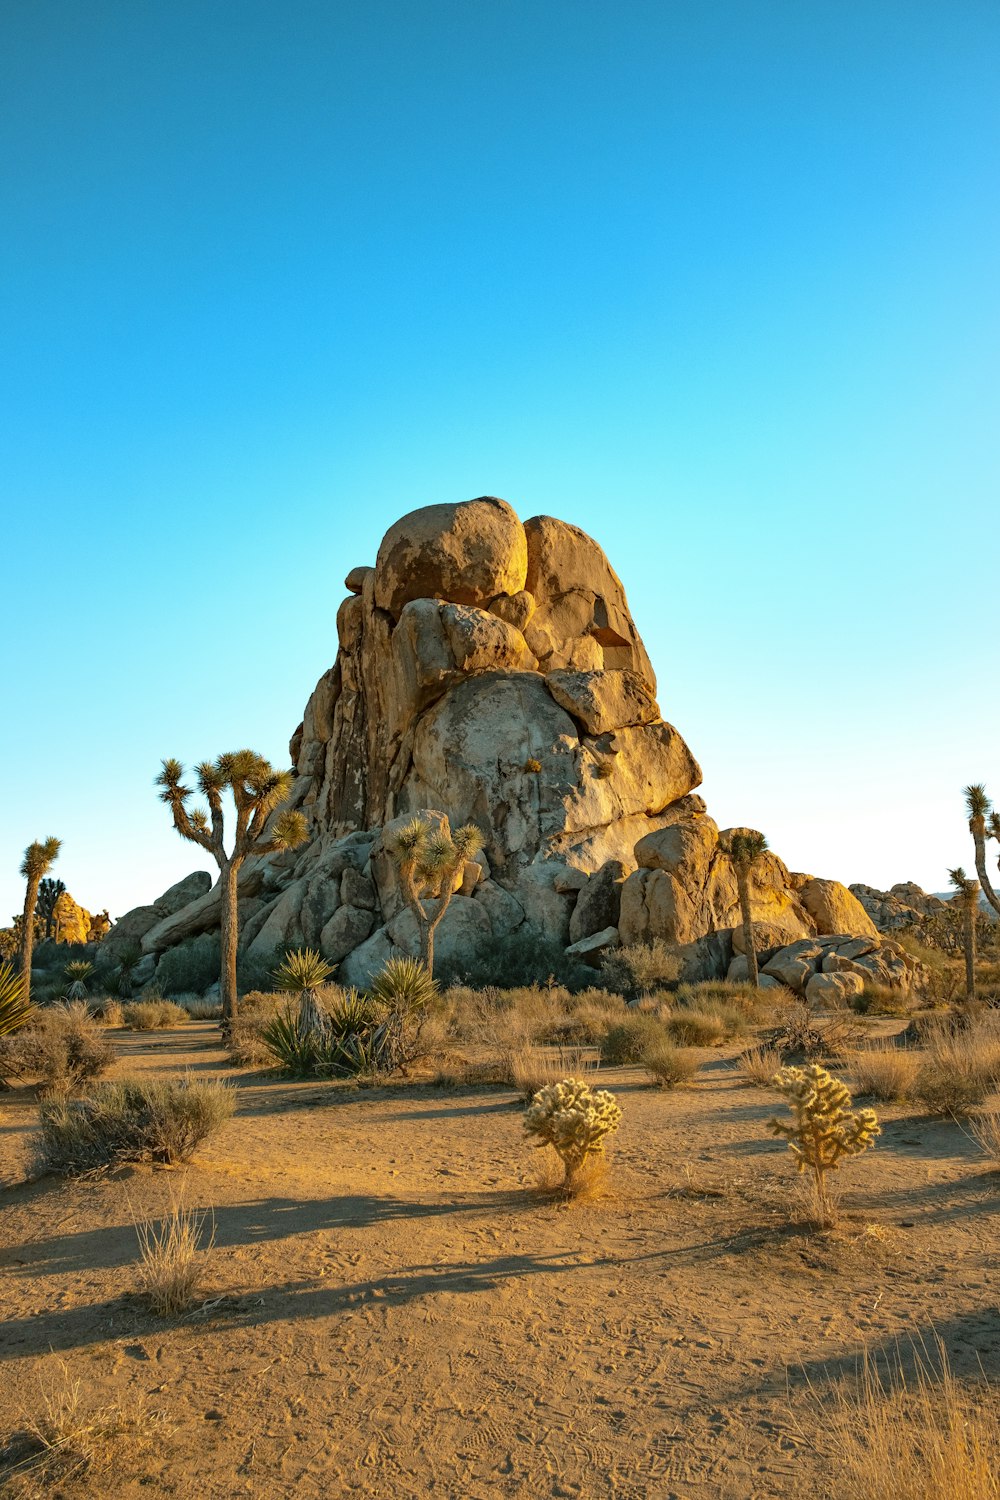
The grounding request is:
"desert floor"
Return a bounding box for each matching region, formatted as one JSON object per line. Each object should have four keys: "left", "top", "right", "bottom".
{"left": 2, "top": 1023, "right": 999, "bottom": 1499}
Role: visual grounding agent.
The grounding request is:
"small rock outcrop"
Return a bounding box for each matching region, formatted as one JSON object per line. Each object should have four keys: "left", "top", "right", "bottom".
{"left": 114, "top": 497, "right": 894, "bottom": 990}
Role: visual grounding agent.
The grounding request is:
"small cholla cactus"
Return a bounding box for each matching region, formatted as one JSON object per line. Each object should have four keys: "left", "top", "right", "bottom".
{"left": 523, "top": 1076, "right": 622, "bottom": 1184}
{"left": 768, "top": 1063, "right": 881, "bottom": 1226}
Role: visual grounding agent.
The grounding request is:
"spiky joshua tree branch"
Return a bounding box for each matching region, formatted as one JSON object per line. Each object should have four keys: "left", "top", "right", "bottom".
{"left": 156, "top": 751, "right": 308, "bottom": 1022}
{"left": 387, "top": 816, "right": 484, "bottom": 979}
{"left": 948, "top": 864, "right": 980, "bottom": 1005}
{"left": 18, "top": 837, "right": 61, "bottom": 1005}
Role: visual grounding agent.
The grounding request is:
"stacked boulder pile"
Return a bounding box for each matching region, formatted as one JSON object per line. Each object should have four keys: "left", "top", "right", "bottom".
{"left": 112, "top": 497, "right": 920, "bottom": 994}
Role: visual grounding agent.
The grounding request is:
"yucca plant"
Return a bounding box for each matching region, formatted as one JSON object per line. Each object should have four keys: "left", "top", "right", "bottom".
{"left": 273, "top": 948, "right": 334, "bottom": 1038}
{"left": 948, "top": 866, "right": 980, "bottom": 1004}
{"left": 725, "top": 830, "right": 769, "bottom": 988}
{"left": 964, "top": 784, "right": 1000, "bottom": 920}
{"left": 0, "top": 960, "right": 31, "bottom": 1039}
{"left": 386, "top": 816, "right": 484, "bottom": 978}
{"left": 18, "top": 836, "right": 61, "bottom": 1005}
{"left": 64, "top": 961, "right": 94, "bottom": 1001}
{"left": 369, "top": 956, "right": 438, "bottom": 1012}
{"left": 156, "top": 752, "right": 309, "bottom": 1023}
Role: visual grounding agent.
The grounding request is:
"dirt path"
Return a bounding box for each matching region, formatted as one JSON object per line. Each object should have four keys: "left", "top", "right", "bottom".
{"left": 2, "top": 1025, "right": 999, "bottom": 1497}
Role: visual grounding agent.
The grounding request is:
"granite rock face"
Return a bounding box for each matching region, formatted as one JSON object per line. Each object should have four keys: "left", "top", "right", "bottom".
{"left": 114, "top": 497, "right": 890, "bottom": 991}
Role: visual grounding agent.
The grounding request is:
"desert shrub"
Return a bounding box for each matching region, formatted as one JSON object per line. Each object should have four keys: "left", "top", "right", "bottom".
{"left": 259, "top": 979, "right": 416, "bottom": 1078}
{"left": 0, "top": 1003, "right": 115, "bottom": 1096}
{"left": 600, "top": 939, "right": 680, "bottom": 999}
{"left": 766, "top": 1003, "right": 863, "bottom": 1062}
{"left": 36, "top": 1075, "right": 235, "bottom": 1173}
{"left": 850, "top": 1044, "right": 920, "bottom": 1101}
{"left": 665, "top": 1007, "right": 727, "bottom": 1046}
{"left": 534, "top": 988, "right": 627, "bottom": 1044}
{"left": 436, "top": 933, "right": 595, "bottom": 992}
{"left": 523, "top": 1076, "right": 622, "bottom": 1185}
{"left": 768, "top": 1063, "right": 880, "bottom": 1226}
{"left": 602, "top": 1012, "right": 672, "bottom": 1064}
{"left": 641, "top": 1041, "right": 698, "bottom": 1088}
{"left": 368, "top": 955, "right": 438, "bottom": 1011}
{"left": 134, "top": 1198, "right": 214, "bottom": 1316}
{"left": 226, "top": 990, "right": 290, "bottom": 1067}
{"left": 851, "top": 982, "right": 912, "bottom": 1016}
{"left": 675, "top": 979, "right": 793, "bottom": 1022}
{"left": 121, "top": 1000, "right": 189, "bottom": 1029}
{"left": 153, "top": 934, "right": 221, "bottom": 997}
{"left": 913, "top": 1022, "right": 1000, "bottom": 1116}
{"left": 176, "top": 994, "right": 221, "bottom": 1020}
{"left": 738, "top": 1044, "right": 784, "bottom": 1087}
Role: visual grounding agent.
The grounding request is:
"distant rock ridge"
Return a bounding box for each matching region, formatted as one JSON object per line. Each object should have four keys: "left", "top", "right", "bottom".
{"left": 117, "top": 497, "right": 905, "bottom": 991}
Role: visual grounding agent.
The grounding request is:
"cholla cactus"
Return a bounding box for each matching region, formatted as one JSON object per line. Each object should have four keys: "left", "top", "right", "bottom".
{"left": 523, "top": 1076, "right": 622, "bottom": 1184}
{"left": 768, "top": 1062, "right": 881, "bottom": 1225}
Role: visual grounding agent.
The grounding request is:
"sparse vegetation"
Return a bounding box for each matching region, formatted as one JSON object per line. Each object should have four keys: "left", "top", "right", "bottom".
{"left": 738, "top": 1044, "right": 784, "bottom": 1087}
{"left": 12, "top": 1361, "right": 170, "bottom": 1488}
{"left": 914, "top": 1022, "right": 1000, "bottom": 1115}
{"left": 36, "top": 1075, "right": 235, "bottom": 1172}
{"left": 969, "top": 1110, "right": 1000, "bottom": 1168}
{"left": 600, "top": 938, "right": 680, "bottom": 998}
{"left": 601, "top": 1012, "right": 671, "bottom": 1064}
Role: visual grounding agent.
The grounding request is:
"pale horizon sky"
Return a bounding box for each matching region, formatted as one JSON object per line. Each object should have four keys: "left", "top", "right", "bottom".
{"left": 3, "top": 2, "right": 999, "bottom": 924}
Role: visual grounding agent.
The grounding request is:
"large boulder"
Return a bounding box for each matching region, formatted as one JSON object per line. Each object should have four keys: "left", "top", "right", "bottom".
{"left": 798, "top": 878, "right": 879, "bottom": 938}
{"left": 374, "top": 497, "right": 527, "bottom": 620}
{"left": 569, "top": 859, "right": 632, "bottom": 944}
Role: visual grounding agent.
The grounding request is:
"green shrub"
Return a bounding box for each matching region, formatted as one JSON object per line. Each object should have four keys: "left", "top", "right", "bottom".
{"left": 602, "top": 1013, "right": 671, "bottom": 1064}
{"left": 435, "top": 933, "right": 594, "bottom": 992}
{"left": 600, "top": 939, "right": 680, "bottom": 999}
{"left": 154, "top": 935, "right": 220, "bottom": 996}
{"left": 0, "top": 1003, "right": 115, "bottom": 1096}
{"left": 642, "top": 1041, "right": 698, "bottom": 1088}
{"left": 259, "top": 985, "right": 407, "bottom": 1078}
{"left": 36, "top": 1075, "right": 235, "bottom": 1173}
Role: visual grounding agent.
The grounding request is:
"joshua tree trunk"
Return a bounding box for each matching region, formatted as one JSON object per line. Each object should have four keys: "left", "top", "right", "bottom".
{"left": 423, "top": 888, "right": 456, "bottom": 981}
{"left": 737, "top": 872, "right": 759, "bottom": 988}
{"left": 970, "top": 828, "right": 1000, "bottom": 920}
{"left": 962, "top": 896, "right": 977, "bottom": 1004}
{"left": 18, "top": 876, "right": 41, "bottom": 1004}
{"left": 219, "top": 859, "right": 240, "bottom": 1025}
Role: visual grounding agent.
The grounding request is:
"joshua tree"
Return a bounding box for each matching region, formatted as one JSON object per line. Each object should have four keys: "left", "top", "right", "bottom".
{"left": 948, "top": 866, "right": 980, "bottom": 1004}
{"left": 964, "top": 784, "right": 1000, "bottom": 920}
{"left": 156, "top": 752, "right": 308, "bottom": 1023}
{"left": 727, "top": 830, "right": 769, "bottom": 988}
{"left": 18, "top": 837, "right": 61, "bottom": 1004}
{"left": 37, "top": 877, "right": 66, "bottom": 941}
{"left": 386, "top": 816, "right": 484, "bottom": 979}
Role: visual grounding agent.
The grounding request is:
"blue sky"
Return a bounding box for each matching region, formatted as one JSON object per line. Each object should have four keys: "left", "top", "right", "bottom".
{"left": 2, "top": 1, "right": 998, "bottom": 922}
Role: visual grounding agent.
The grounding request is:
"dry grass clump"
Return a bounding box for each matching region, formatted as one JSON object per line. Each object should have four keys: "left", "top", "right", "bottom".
{"left": 739, "top": 1044, "right": 784, "bottom": 1087}
{"left": 828, "top": 1341, "right": 1000, "bottom": 1499}
{"left": 121, "top": 1000, "right": 189, "bottom": 1029}
{"left": 36, "top": 1074, "right": 235, "bottom": 1174}
{"left": 133, "top": 1196, "right": 215, "bottom": 1316}
{"left": 92, "top": 997, "right": 125, "bottom": 1027}
{"left": 850, "top": 1043, "right": 921, "bottom": 1101}
{"left": 0, "top": 1003, "right": 115, "bottom": 1097}
{"left": 175, "top": 994, "right": 222, "bottom": 1020}
{"left": 641, "top": 1041, "right": 698, "bottom": 1088}
{"left": 665, "top": 1006, "right": 729, "bottom": 1046}
{"left": 224, "top": 990, "right": 286, "bottom": 1066}
{"left": 601, "top": 1012, "right": 672, "bottom": 1064}
{"left": 7, "top": 1361, "right": 170, "bottom": 1490}
{"left": 851, "top": 982, "right": 913, "bottom": 1016}
{"left": 506, "top": 1045, "right": 572, "bottom": 1101}
{"left": 676, "top": 979, "right": 795, "bottom": 1023}
{"left": 969, "top": 1110, "right": 1000, "bottom": 1168}
{"left": 914, "top": 1022, "right": 1000, "bottom": 1116}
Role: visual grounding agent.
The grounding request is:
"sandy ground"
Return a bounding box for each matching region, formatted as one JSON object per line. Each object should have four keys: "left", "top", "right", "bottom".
{"left": 1, "top": 1023, "right": 999, "bottom": 1499}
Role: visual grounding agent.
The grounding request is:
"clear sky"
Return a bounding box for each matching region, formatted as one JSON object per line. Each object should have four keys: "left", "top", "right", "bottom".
{"left": 2, "top": 1, "right": 998, "bottom": 923}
